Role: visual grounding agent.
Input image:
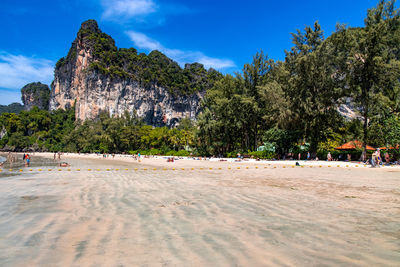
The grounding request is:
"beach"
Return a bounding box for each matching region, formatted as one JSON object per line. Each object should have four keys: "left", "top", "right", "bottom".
{"left": 0, "top": 153, "right": 399, "bottom": 266}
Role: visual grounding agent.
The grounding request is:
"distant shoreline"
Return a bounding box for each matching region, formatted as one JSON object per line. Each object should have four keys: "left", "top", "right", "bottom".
{"left": 34, "top": 152, "right": 399, "bottom": 169}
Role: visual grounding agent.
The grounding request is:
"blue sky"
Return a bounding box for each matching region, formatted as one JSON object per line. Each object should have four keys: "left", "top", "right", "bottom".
{"left": 0, "top": 0, "right": 380, "bottom": 105}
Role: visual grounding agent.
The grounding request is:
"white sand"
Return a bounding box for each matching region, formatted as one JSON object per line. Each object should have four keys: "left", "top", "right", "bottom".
{"left": 0, "top": 153, "right": 399, "bottom": 266}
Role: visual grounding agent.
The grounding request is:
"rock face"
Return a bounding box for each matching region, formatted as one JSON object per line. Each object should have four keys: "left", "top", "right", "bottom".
{"left": 21, "top": 82, "right": 50, "bottom": 111}
{"left": 49, "top": 20, "right": 208, "bottom": 127}
{"left": 338, "top": 97, "right": 360, "bottom": 121}
{"left": 0, "top": 127, "right": 6, "bottom": 139}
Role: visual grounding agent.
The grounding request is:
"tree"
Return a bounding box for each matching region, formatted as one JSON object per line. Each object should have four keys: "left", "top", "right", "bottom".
{"left": 197, "top": 74, "right": 256, "bottom": 155}
{"left": 338, "top": 0, "right": 400, "bottom": 159}
{"left": 259, "top": 62, "right": 292, "bottom": 129}
{"left": 240, "top": 51, "right": 272, "bottom": 150}
{"left": 263, "top": 127, "right": 297, "bottom": 156}
{"left": 369, "top": 113, "right": 400, "bottom": 147}
{"left": 283, "top": 22, "right": 343, "bottom": 152}
{"left": 0, "top": 103, "right": 24, "bottom": 114}
{"left": 384, "top": 114, "right": 400, "bottom": 146}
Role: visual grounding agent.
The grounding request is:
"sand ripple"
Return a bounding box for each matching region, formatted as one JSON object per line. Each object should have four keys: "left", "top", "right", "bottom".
{"left": 0, "top": 161, "right": 399, "bottom": 266}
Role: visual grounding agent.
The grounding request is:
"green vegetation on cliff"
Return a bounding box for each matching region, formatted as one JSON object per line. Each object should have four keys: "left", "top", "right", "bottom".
{"left": 0, "top": 103, "right": 24, "bottom": 114}
{"left": 56, "top": 19, "right": 222, "bottom": 95}
{"left": 21, "top": 82, "right": 51, "bottom": 110}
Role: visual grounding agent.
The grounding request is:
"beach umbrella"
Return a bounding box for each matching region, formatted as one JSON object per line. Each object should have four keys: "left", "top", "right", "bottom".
{"left": 379, "top": 145, "right": 399, "bottom": 150}
{"left": 335, "top": 140, "right": 375, "bottom": 151}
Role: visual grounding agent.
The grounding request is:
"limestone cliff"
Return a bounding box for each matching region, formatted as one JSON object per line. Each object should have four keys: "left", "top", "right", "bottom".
{"left": 50, "top": 20, "right": 219, "bottom": 127}
{"left": 21, "top": 82, "right": 50, "bottom": 111}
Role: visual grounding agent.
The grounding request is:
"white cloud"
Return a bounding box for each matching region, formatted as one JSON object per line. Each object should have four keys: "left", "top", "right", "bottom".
{"left": 0, "top": 52, "right": 54, "bottom": 90}
{"left": 126, "top": 31, "right": 161, "bottom": 51}
{"left": 195, "top": 55, "right": 238, "bottom": 70}
{"left": 102, "top": 0, "right": 157, "bottom": 20}
{"left": 126, "top": 31, "right": 236, "bottom": 70}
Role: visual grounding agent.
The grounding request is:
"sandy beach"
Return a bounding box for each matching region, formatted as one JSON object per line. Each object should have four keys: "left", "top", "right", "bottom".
{"left": 0, "top": 153, "right": 399, "bottom": 266}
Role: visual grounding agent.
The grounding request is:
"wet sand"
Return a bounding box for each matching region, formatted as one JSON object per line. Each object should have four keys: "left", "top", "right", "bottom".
{"left": 0, "top": 154, "right": 399, "bottom": 266}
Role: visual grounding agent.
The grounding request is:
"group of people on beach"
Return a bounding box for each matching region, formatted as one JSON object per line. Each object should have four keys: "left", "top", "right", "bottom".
{"left": 0, "top": 152, "right": 31, "bottom": 167}
{"left": 370, "top": 148, "right": 389, "bottom": 167}
{"left": 371, "top": 149, "right": 381, "bottom": 167}
{"left": 326, "top": 152, "right": 351, "bottom": 162}
{"left": 278, "top": 150, "right": 396, "bottom": 166}
{"left": 53, "top": 152, "right": 62, "bottom": 161}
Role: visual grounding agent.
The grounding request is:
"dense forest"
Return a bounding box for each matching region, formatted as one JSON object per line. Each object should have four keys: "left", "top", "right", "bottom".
{"left": 0, "top": 103, "right": 24, "bottom": 114}
{"left": 198, "top": 0, "right": 400, "bottom": 159}
{"left": 1, "top": 0, "right": 400, "bottom": 160}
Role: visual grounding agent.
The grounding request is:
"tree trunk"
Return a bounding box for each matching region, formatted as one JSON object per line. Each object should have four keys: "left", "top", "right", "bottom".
{"left": 245, "top": 131, "right": 249, "bottom": 152}
{"left": 254, "top": 121, "right": 258, "bottom": 151}
{"left": 362, "top": 91, "right": 369, "bottom": 162}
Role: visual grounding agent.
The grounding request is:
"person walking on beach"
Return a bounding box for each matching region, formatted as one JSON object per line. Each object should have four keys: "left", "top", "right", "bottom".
{"left": 26, "top": 154, "right": 30, "bottom": 167}
{"left": 327, "top": 152, "right": 332, "bottom": 161}
{"left": 307, "top": 152, "right": 310, "bottom": 160}
{"left": 298, "top": 153, "right": 301, "bottom": 160}
{"left": 376, "top": 148, "right": 382, "bottom": 166}
{"left": 371, "top": 151, "right": 376, "bottom": 167}
{"left": 371, "top": 150, "right": 380, "bottom": 167}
